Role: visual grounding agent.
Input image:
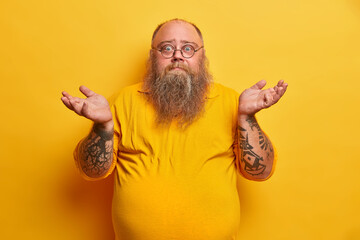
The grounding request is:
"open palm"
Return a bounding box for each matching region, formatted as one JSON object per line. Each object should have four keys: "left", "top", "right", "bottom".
{"left": 238, "top": 80, "right": 288, "bottom": 115}
{"left": 61, "top": 86, "right": 112, "bottom": 124}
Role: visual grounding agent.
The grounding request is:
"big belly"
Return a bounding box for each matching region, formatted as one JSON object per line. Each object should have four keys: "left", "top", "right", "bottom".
{"left": 112, "top": 174, "right": 240, "bottom": 240}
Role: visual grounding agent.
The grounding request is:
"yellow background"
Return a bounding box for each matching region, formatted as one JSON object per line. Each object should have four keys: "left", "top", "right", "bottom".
{"left": 1, "top": 0, "right": 359, "bottom": 239}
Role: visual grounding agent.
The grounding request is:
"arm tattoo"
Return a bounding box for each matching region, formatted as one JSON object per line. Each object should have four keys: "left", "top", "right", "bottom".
{"left": 238, "top": 126, "right": 266, "bottom": 176}
{"left": 246, "top": 116, "right": 273, "bottom": 152}
{"left": 79, "top": 125, "right": 113, "bottom": 176}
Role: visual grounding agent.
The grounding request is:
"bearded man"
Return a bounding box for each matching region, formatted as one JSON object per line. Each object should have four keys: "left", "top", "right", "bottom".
{"left": 61, "top": 19, "right": 288, "bottom": 240}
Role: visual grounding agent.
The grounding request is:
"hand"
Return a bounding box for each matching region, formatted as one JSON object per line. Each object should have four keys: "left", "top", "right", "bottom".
{"left": 61, "top": 86, "right": 113, "bottom": 127}
{"left": 238, "top": 80, "right": 288, "bottom": 116}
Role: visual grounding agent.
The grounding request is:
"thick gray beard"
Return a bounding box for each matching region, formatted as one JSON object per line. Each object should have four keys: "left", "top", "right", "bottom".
{"left": 143, "top": 55, "right": 212, "bottom": 127}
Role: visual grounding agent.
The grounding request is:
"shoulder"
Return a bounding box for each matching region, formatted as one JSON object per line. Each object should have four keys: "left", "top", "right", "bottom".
{"left": 111, "top": 82, "right": 144, "bottom": 104}
{"left": 118, "top": 82, "right": 143, "bottom": 96}
{"left": 209, "top": 82, "right": 239, "bottom": 100}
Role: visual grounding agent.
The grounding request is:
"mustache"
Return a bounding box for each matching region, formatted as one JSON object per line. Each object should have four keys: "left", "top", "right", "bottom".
{"left": 162, "top": 62, "right": 191, "bottom": 75}
{"left": 143, "top": 53, "right": 212, "bottom": 127}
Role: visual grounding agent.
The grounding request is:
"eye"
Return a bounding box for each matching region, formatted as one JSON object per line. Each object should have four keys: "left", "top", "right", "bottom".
{"left": 183, "top": 45, "right": 193, "bottom": 52}
{"left": 162, "top": 45, "right": 174, "bottom": 52}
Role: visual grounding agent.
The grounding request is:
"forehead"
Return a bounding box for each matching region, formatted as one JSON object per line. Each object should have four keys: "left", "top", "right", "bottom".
{"left": 152, "top": 21, "right": 202, "bottom": 46}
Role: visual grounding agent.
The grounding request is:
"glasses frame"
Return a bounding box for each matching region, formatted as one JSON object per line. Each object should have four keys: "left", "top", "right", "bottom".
{"left": 152, "top": 44, "right": 204, "bottom": 59}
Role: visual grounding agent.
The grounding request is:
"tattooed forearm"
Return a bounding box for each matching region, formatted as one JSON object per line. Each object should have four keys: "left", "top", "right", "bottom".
{"left": 237, "top": 115, "right": 274, "bottom": 179}
{"left": 246, "top": 116, "right": 273, "bottom": 152}
{"left": 78, "top": 125, "right": 113, "bottom": 177}
{"left": 238, "top": 126, "right": 266, "bottom": 176}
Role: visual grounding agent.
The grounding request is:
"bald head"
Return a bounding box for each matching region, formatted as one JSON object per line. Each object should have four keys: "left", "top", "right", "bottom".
{"left": 151, "top": 19, "right": 203, "bottom": 46}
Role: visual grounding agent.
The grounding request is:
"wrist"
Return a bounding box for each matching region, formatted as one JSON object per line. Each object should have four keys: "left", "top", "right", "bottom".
{"left": 238, "top": 113, "right": 255, "bottom": 123}
{"left": 94, "top": 120, "right": 114, "bottom": 133}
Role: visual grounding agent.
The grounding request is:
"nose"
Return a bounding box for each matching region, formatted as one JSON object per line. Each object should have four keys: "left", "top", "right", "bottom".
{"left": 171, "top": 49, "right": 184, "bottom": 63}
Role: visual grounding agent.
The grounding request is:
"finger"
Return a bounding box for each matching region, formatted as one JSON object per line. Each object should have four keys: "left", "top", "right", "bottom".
{"left": 278, "top": 83, "right": 288, "bottom": 96}
{"left": 273, "top": 84, "right": 288, "bottom": 102}
{"left": 276, "top": 85, "right": 284, "bottom": 95}
{"left": 274, "top": 85, "right": 279, "bottom": 93}
{"left": 277, "top": 80, "right": 284, "bottom": 87}
{"left": 69, "top": 98, "right": 84, "bottom": 115}
{"left": 81, "top": 101, "right": 91, "bottom": 118}
{"left": 273, "top": 91, "right": 281, "bottom": 103}
{"left": 279, "top": 84, "right": 288, "bottom": 97}
{"left": 264, "top": 93, "right": 272, "bottom": 108}
{"left": 283, "top": 83, "right": 288, "bottom": 93}
{"left": 280, "top": 80, "right": 288, "bottom": 89}
{"left": 62, "top": 91, "right": 73, "bottom": 98}
{"left": 282, "top": 82, "right": 288, "bottom": 89}
{"left": 62, "top": 91, "right": 77, "bottom": 103}
{"left": 61, "top": 96, "right": 74, "bottom": 111}
{"left": 79, "top": 85, "right": 96, "bottom": 98}
{"left": 250, "top": 80, "right": 267, "bottom": 90}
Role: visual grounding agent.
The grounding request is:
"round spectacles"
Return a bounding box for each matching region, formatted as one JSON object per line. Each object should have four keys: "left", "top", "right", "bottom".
{"left": 153, "top": 44, "right": 204, "bottom": 59}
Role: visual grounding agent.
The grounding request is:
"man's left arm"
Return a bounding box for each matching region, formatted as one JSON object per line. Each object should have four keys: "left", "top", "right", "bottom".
{"left": 236, "top": 80, "right": 288, "bottom": 181}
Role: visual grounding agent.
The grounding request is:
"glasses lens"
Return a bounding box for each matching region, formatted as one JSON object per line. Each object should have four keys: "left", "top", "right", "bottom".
{"left": 161, "top": 44, "right": 174, "bottom": 58}
{"left": 181, "top": 45, "right": 195, "bottom": 58}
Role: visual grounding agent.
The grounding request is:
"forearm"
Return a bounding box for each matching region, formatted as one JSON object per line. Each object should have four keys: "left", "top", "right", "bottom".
{"left": 77, "top": 122, "right": 114, "bottom": 178}
{"left": 237, "top": 114, "right": 275, "bottom": 181}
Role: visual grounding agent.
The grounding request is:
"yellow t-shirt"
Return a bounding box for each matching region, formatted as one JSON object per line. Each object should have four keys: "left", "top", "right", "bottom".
{"left": 78, "top": 82, "right": 242, "bottom": 240}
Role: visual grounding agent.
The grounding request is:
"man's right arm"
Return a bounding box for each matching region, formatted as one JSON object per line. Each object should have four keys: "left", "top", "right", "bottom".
{"left": 61, "top": 85, "right": 115, "bottom": 179}
{"left": 76, "top": 122, "right": 114, "bottom": 178}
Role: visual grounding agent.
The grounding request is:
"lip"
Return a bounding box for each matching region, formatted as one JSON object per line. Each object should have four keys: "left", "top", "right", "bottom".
{"left": 171, "top": 67, "right": 184, "bottom": 71}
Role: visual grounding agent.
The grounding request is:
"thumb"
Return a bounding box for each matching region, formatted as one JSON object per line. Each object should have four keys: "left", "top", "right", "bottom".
{"left": 250, "top": 80, "right": 267, "bottom": 90}
{"left": 79, "top": 85, "right": 96, "bottom": 98}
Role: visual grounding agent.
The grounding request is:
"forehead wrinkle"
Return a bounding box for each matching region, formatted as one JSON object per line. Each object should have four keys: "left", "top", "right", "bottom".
{"left": 156, "top": 39, "right": 200, "bottom": 48}
{"left": 156, "top": 39, "right": 175, "bottom": 48}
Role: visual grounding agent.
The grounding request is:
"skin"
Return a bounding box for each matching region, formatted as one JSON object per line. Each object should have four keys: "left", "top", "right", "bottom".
{"left": 61, "top": 20, "right": 288, "bottom": 179}
{"left": 237, "top": 79, "right": 288, "bottom": 180}
{"left": 151, "top": 21, "right": 204, "bottom": 75}
{"left": 61, "top": 86, "right": 114, "bottom": 178}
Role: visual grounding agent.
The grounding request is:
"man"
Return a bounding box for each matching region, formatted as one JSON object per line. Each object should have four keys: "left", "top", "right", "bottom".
{"left": 61, "top": 19, "right": 287, "bottom": 240}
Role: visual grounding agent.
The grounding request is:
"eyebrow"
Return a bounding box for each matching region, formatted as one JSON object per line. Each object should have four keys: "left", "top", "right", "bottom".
{"left": 156, "top": 39, "right": 200, "bottom": 48}
{"left": 180, "top": 40, "right": 199, "bottom": 47}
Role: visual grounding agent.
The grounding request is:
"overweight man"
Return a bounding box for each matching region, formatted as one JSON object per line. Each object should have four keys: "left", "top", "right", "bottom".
{"left": 61, "top": 19, "right": 288, "bottom": 240}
